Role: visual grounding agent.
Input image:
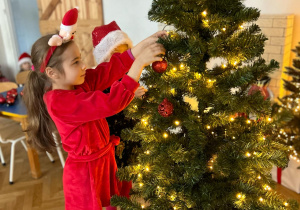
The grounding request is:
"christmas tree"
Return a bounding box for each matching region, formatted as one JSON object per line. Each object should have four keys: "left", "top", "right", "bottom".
{"left": 111, "top": 0, "right": 298, "bottom": 209}
{"left": 276, "top": 43, "right": 300, "bottom": 162}
{"left": 103, "top": 88, "right": 140, "bottom": 168}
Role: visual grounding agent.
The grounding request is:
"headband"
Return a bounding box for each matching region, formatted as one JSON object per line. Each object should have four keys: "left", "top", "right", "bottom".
{"left": 39, "top": 7, "right": 79, "bottom": 73}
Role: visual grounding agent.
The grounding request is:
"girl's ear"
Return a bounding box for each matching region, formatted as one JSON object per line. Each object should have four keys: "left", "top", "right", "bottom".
{"left": 45, "top": 67, "right": 59, "bottom": 80}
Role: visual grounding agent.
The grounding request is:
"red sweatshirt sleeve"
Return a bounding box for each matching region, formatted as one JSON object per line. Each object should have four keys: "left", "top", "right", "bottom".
{"left": 84, "top": 50, "right": 134, "bottom": 91}
{"left": 47, "top": 75, "right": 139, "bottom": 124}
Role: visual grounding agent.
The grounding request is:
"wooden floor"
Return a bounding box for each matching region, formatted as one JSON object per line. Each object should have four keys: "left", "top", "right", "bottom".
{"left": 0, "top": 141, "right": 66, "bottom": 210}
{"left": 0, "top": 141, "right": 299, "bottom": 210}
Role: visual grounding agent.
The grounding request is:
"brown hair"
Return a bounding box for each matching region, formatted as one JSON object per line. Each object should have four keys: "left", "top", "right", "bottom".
{"left": 24, "top": 34, "right": 73, "bottom": 152}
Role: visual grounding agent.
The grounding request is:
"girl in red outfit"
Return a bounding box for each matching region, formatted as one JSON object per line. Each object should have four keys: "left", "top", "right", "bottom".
{"left": 24, "top": 8, "right": 166, "bottom": 210}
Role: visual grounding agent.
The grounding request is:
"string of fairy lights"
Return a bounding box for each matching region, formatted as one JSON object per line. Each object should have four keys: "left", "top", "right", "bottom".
{"left": 132, "top": 10, "right": 290, "bottom": 209}
{"left": 279, "top": 97, "right": 300, "bottom": 162}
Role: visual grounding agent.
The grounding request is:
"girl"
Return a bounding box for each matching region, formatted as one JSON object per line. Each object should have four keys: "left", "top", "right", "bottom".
{"left": 18, "top": 52, "right": 32, "bottom": 72}
{"left": 24, "top": 11, "right": 166, "bottom": 210}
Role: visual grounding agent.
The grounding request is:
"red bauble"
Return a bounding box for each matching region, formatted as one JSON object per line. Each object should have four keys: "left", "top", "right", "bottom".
{"left": 0, "top": 96, "right": 5, "bottom": 104}
{"left": 11, "top": 92, "right": 17, "bottom": 98}
{"left": 158, "top": 98, "right": 174, "bottom": 117}
{"left": 152, "top": 59, "right": 168, "bottom": 73}
{"left": 10, "top": 89, "right": 17, "bottom": 94}
{"left": 248, "top": 85, "right": 267, "bottom": 100}
{"left": 20, "top": 90, "right": 24, "bottom": 96}
{"left": 7, "top": 89, "right": 17, "bottom": 98}
{"left": 6, "top": 93, "right": 12, "bottom": 99}
{"left": 6, "top": 97, "right": 15, "bottom": 105}
{"left": 235, "top": 112, "right": 247, "bottom": 119}
{"left": 6, "top": 91, "right": 12, "bottom": 97}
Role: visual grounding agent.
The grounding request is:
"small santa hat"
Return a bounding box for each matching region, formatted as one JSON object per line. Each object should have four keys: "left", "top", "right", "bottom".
{"left": 18, "top": 52, "right": 32, "bottom": 67}
{"left": 60, "top": 7, "right": 79, "bottom": 32}
{"left": 92, "top": 21, "right": 133, "bottom": 64}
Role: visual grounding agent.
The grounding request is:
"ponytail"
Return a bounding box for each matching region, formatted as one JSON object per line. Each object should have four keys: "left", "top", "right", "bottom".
{"left": 24, "top": 34, "right": 73, "bottom": 152}
{"left": 24, "top": 71, "right": 56, "bottom": 152}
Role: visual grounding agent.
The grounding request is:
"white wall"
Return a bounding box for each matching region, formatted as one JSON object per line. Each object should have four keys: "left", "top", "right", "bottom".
{"left": 10, "top": 0, "right": 41, "bottom": 55}
{"left": 0, "top": 0, "right": 40, "bottom": 81}
{"left": 102, "top": 0, "right": 158, "bottom": 45}
{"left": 244, "top": 0, "right": 300, "bottom": 49}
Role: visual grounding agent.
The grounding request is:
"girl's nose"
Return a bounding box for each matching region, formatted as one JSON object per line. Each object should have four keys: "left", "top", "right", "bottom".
{"left": 82, "top": 64, "right": 87, "bottom": 71}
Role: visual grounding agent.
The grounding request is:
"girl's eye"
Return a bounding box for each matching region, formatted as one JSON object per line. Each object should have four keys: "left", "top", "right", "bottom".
{"left": 74, "top": 61, "right": 79, "bottom": 65}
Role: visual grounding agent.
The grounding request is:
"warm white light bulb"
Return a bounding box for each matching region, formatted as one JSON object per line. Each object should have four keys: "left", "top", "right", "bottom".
{"left": 163, "top": 132, "right": 168, "bottom": 138}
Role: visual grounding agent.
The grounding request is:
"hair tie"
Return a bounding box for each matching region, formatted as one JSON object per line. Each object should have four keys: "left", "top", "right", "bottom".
{"left": 40, "top": 7, "right": 79, "bottom": 73}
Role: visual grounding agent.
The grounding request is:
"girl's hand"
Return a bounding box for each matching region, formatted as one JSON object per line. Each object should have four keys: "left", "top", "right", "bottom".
{"left": 127, "top": 33, "right": 166, "bottom": 82}
{"left": 134, "top": 86, "right": 148, "bottom": 99}
{"left": 131, "top": 31, "right": 167, "bottom": 58}
{"left": 136, "top": 42, "right": 166, "bottom": 67}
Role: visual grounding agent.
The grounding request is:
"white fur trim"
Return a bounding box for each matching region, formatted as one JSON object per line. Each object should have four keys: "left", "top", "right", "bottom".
{"left": 18, "top": 57, "right": 32, "bottom": 66}
{"left": 60, "top": 23, "right": 77, "bottom": 32}
{"left": 93, "top": 30, "right": 133, "bottom": 64}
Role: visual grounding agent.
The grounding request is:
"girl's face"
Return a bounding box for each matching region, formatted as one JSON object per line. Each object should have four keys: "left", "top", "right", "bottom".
{"left": 21, "top": 62, "right": 31, "bottom": 71}
{"left": 60, "top": 42, "right": 87, "bottom": 89}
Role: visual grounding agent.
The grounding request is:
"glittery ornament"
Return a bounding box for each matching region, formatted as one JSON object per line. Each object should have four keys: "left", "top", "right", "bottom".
{"left": 6, "top": 97, "right": 15, "bottom": 105}
{"left": 152, "top": 59, "right": 168, "bottom": 73}
{"left": 158, "top": 98, "right": 173, "bottom": 117}
{"left": 0, "top": 95, "right": 5, "bottom": 104}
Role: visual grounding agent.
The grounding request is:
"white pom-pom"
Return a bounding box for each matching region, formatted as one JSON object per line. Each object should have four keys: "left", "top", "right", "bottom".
{"left": 74, "top": 6, "right": 79, "bottom": 11}
{"left": 48, "top": 35, "right": 63, "bottom": 46}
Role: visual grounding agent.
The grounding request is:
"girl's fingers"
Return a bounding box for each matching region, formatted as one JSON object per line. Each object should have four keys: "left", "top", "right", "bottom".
{"left": 152, "top": 31, "right": 168, "bottom": 38}
{"left": 150, "top": 42, "right": 165, "bottom": 50}
{"left": 149, "top": 44, "right": 166, "bottom": 54}
{"left": 152, "top": 56, "right": 164, "bottom": 62}
{"left": 152, "top": 46, "right": 166, "bottom": 56}
{"left": 146, "top": 31, "right": 168, "bottom": 45}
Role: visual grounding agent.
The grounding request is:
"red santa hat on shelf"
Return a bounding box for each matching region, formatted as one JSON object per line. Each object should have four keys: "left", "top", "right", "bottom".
{"left": 92, "top": 21, "right": 133, "bottom": 64}
{"left": 18, "top": 52, "right": 32, "bottom": 67}
{"left": 60, "top": 7, "right": 79, "bottom": 33}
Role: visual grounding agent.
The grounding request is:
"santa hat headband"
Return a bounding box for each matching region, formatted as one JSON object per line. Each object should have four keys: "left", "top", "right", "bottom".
{"left": 40, "top": 7, "right": 79, "bottom": 73}
{"left": 18, "top": 52, "right": 32, "bottom": 67}
{"left": 92, "top": 21, "right": 133, "bottom": 64}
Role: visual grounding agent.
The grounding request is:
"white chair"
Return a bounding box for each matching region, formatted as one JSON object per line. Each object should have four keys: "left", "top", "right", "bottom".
{"left": 0, "top": 118, "right": 27, "bottom": 184}
{"left": 46, "top": 133, "right": 65, "bottom": 168}
{"left": 0, "top": 118, "right": 65, "bottom": 184}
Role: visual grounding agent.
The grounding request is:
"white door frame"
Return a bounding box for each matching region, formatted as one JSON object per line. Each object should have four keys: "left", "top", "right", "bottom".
{"left": 0, "top": 0, "right": 19, "bottom": 81}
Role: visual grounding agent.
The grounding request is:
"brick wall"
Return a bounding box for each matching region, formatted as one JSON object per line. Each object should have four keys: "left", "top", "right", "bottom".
{"left": 258, "top": 15, "right": 294, "bottom": 101}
